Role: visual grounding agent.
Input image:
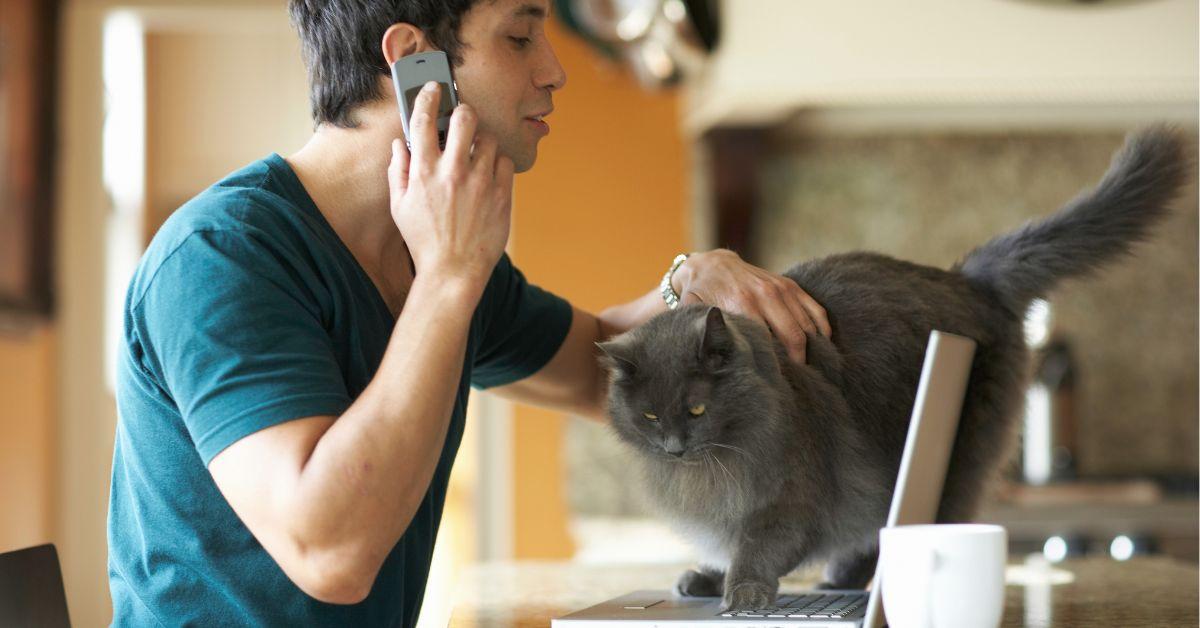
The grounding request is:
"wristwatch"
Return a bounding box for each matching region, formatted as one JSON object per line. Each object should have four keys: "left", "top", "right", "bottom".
{"left": 660, "top": 253, "right": 690, "bottom": 310}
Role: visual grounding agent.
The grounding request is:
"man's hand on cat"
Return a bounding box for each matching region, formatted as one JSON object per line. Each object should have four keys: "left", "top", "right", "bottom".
{"left": 674, "top": 249, "right": 831, "bottom": 364}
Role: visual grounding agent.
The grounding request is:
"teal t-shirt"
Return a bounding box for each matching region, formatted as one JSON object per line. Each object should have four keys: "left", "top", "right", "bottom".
{"left": 108, "top": 153, "right": 573, "bottom": 626}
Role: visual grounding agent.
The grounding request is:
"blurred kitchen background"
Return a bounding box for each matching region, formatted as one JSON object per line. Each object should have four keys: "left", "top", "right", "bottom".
{"left": 0, "top": 0, "right": 1196, "bottom": 625}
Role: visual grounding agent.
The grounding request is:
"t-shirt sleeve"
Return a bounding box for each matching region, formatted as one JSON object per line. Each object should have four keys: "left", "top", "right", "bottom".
{"left": 470, "top": 253, "right": 574, "bottom": 390}
{"left": 131, "top": 229, "right": 353, "bottom": 465}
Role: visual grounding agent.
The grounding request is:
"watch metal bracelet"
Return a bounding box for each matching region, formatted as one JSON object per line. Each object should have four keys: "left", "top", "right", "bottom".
{"left": 660, "top": 253, "right": 690, "bottom": 310}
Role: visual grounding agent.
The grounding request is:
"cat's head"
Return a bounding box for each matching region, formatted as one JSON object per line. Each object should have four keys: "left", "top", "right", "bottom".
{"left": 596, "top": 305, "right": 787, "bottom": 464}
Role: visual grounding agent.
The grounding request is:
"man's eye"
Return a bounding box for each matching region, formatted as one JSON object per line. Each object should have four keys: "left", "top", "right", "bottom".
{"left": 509, "top": 36, "right": 532, "bottom": 49}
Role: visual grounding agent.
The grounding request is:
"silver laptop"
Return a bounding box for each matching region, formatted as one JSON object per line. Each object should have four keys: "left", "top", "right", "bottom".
{"left": 553, "top": 330, "right": 977, "bottom": 628}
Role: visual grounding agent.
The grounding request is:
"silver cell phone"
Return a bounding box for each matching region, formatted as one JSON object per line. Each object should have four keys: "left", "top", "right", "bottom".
{"left": 390, "top": 50, "right": 459, "bottom": 151}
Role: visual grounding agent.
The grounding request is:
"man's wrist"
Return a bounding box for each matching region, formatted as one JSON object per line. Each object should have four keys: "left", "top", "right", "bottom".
{"left": 411, "top": 271, "right": 486, "bottom": 313}
{"left": 670, "top": 253, "right": 695, "bottom": 296}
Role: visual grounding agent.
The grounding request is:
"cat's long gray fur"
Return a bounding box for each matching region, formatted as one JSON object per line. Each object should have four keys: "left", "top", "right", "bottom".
{"left": 595, "top": 126, "right": 1190, "bottom": 611}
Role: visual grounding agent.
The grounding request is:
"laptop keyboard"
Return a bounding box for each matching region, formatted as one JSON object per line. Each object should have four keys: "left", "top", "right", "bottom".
{"left": 717, "top": 593, "right": 868, "bottom": 619}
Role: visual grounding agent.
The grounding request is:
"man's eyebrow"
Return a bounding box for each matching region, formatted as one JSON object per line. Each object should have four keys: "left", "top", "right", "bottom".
{"left": 510, "top": 3, "right": 548, "bottom": 20}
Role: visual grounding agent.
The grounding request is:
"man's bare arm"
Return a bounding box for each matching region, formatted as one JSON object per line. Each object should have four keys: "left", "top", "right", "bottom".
{"left": 207, "top": 76, "right": 517, "bottom": 604}
{"left": 208, "top": 274, "right": 481, "bottom": 604}
{"left": 484, "top": 301, "right": 643, "bottom": 422}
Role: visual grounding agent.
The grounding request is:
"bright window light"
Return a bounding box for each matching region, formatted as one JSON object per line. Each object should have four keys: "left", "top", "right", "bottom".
{"left": 101, "top": 10, "right": 147, "bottom": 395}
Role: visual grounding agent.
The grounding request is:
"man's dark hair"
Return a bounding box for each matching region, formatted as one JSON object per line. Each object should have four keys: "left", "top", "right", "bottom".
{"left": 288, "top": 0, "right": 486, "bottom": 128}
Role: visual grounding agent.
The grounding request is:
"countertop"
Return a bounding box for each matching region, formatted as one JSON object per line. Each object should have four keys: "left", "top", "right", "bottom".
{"left": 448, "top": 556, "right": 1198, "bottom": 627}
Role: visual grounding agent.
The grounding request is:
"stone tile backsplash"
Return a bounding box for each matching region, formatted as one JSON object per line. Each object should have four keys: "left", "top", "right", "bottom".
{"left": 753, "top": 130, "right": 1198, "bottom": 477}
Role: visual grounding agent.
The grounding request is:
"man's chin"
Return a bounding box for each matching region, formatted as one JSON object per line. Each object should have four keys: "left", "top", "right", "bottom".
{"left": 513, "top": 149, "right": 536, "bottom": 174}
{"left": 495, "top": 139, "right": 536, "bottom": 174}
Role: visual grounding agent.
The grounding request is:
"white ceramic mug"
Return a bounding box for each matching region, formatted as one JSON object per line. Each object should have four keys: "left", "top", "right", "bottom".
{"left": 878, "top": 523, "right": 1007, "bottom": 628}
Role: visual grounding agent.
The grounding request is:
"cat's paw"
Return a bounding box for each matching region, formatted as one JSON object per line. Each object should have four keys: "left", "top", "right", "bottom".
{"left": 673, "top": 569, "right": 724, "bottom": 597}
{"left": 721, "top": 582, "right": 774, "bottom": 611}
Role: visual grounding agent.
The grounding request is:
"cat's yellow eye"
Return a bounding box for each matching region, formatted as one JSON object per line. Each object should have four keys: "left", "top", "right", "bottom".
{"left": 643, "top": 412, "right": 659, "bottom": 421}
{"left": 689, "top": 404, "right": 706, "bottom": 416}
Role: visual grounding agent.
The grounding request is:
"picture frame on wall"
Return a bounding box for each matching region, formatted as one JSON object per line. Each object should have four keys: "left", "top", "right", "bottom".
{"left": 0, "top": 0, "right": 59, "bottom": 322}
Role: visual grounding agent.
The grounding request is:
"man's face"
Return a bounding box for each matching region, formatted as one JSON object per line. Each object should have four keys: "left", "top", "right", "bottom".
{"left": 451, "top": 0, "right": 566, "bottom": 173}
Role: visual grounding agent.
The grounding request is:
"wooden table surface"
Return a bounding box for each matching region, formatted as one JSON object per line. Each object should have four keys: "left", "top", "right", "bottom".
{"left": 448, "top": 556, "right": 1198, "bottom": 627}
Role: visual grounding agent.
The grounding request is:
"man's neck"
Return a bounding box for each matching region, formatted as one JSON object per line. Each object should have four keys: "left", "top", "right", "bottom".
{"left": 285, "top": 106, "right": 410, "bottom": 284}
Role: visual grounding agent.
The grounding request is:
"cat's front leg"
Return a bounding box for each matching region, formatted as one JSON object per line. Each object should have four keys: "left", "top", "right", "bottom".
{"left": 673, "top": 565, "right": 725, "bottom": 597}
{"left": 817, "top": 543, "right": 878, "bottom": 590}
{"left": 721, "top": 520, "right": 808, "bottom": 611}
{"left": 723, "top": 579, "right": 776, "bottom": 612}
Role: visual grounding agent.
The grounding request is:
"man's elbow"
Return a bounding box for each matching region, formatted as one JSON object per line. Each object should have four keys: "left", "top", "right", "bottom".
{"left": 304, "top": 577, "right": 371, "bottom": 606}
{"left": 288, "top": 543, "right": 379, "bottom": 605}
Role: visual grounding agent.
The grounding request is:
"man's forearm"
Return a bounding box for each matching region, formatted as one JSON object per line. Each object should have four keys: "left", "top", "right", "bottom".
{"left": 569, "top": 285, "right": 668, "bottom": 421}
{"left": 596, "top": 254, "right": 697, "bottom": 336}
{"left": 596, "top": 284, "right": 668, "bottom": 339}
{"left": 486, "top": 262, "right": 687, "bottom": 424}
{"left": 287, "top": 273, "right": 482, "bottom": 594}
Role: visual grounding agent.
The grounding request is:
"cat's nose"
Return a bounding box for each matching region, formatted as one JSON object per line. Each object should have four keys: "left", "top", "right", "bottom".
{"left": 668, "top": 449, "right": 685, "bottom": 458}
{"left": 664, "top": 436, "right": 686, "bottom": 457}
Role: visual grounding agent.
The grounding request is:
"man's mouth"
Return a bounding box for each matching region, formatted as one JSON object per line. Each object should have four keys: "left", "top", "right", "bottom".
{"left": 525, "top": 113, "right": 551, "bottom": 135}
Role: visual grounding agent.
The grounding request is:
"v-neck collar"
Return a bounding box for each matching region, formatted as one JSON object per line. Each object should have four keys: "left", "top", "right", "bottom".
{"left": 263, "top": 152, "right": 398, "bottom": 322}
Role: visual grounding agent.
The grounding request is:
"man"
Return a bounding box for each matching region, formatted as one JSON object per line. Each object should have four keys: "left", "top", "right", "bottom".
{"left": 107, "top": 0, "right": 831, "bottom": 625}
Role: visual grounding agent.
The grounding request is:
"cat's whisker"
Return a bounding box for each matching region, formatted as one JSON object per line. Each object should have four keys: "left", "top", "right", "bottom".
{"left": 708, "top": 442, "right": 750, "bottom": 458}
{"left": 701, "top": 450, "right": 721, "bottom": 486}
{"left": 708, "top": 449, "right": 739, "bottom": 491}
{"left": 700, "top": 451, "right": 715, "bottom": 477}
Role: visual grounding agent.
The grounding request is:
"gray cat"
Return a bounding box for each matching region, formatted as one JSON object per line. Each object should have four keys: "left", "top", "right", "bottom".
{"left": 595, "top": 126, "right": 1190, "bottom": 611}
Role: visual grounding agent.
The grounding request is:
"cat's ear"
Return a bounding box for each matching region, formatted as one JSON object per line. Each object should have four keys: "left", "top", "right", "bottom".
{"left": 596, "top": 339, "right": 638, "bottom": 379}
{"left": 700, "top": 306, "right": 735, "bottom": 370}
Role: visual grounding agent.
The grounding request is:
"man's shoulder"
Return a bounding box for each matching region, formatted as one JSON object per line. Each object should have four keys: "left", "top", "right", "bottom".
{"left": 127, "top": 155, "right": 319, "bottom": 311}
{"left": 155, "top": 154, "right": 306, "bottom": 246}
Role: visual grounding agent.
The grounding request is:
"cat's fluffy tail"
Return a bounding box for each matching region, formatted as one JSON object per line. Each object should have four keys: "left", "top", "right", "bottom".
{"left": 954, "top": 125, "right": 1191, "bottom": 314}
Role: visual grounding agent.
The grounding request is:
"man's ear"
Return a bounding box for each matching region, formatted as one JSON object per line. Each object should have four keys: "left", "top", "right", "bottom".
{"left": 699, "top": 306, "right": 735, "bottom": 371}
{"left": 382, "top": 23, "right": 429, "bottom": 66}
{"left": 596, "top": 339, "right": 638, "bottom": 380}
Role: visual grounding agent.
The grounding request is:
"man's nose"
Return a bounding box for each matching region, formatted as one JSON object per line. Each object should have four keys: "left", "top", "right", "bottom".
{"left": 536, "top": 40, "right": 567, "bottom": 92}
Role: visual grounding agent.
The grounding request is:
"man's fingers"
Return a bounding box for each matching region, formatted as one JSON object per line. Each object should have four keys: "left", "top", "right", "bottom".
{"left": 797, "top": 290, "right": 832, "bottom": 338}
{"left": 494, "top": 154, "right": 515, "bottom": 194}
{"left": 409, "top": 81, "right": 442, "bottom": 169}
{"left": 772, "top": 276, "right": 831, "bottom": 339}
{"left": 388, "top": 138, "right": 410, "bottom": 197}
{"left": 443, "top": 103, "right": 477, "bottom": 170}
{"left": 471, "top": 133, "right": 499, "bottom": 181}
{"left": 758, "top": 296, "right": 808, "bottom": 364}
{"left": 774, "top": 280, "right": 818, "bottom": 337}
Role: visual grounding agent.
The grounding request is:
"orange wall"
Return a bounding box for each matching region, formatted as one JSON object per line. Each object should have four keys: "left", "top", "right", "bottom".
{"left": 507, "top": 21, "right": 690, "bottom": 558}
{"left": 0, "top": 322, "right": 57, "bottom": 553}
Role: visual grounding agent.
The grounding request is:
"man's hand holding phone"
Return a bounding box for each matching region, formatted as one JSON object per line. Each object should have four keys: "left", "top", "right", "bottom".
{"left": 388, "top": 81, "right": 515, "bottom": 293}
